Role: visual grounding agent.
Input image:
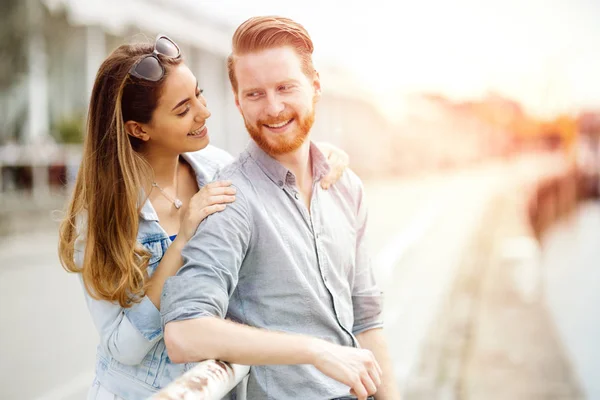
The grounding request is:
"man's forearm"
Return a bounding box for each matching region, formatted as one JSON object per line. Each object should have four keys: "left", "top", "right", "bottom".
{"left": 356, "top": 328, "right": 401, "bottom": 400}
{"left": 164, "top": 316, "right": 322, "bottom": 365}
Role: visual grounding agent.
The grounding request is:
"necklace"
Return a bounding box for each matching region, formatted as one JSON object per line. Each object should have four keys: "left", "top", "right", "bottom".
{"left": 152, "top": 158, "right": 183, "bottom": 209}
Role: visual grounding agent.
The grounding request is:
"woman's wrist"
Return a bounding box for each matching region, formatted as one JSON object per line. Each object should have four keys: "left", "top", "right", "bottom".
{"left": 169, "top": 233, "right": 188, "bottom": 250}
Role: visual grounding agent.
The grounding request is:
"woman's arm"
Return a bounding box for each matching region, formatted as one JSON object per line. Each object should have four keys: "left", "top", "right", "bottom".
{"left": 145, "top": 180, "right": 236, "bottom": 308}
{"left": 76, "top": 233, "right": 164, "bottom": 365}
{"left": 77, "top": 180, "right": 235, "bottom": 365}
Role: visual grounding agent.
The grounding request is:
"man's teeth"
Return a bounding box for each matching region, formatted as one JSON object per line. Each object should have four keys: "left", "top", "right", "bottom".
{"left": 266, "top": 119, "right": 292, "bottom": 128}
{"left": 188, "top": 126, "right": 205, "bottom": 136}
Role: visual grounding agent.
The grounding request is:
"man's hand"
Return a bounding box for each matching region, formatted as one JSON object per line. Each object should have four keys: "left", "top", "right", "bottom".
{"left": 311, "top": 340, "right": 382, "bottom": 400}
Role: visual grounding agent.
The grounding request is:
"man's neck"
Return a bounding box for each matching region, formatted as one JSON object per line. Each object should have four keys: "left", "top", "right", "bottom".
{"left": 272, "top": 140, "right": 312, "bottom": 190}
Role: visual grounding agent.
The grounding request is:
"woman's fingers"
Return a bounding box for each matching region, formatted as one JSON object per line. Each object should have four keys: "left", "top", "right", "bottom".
{"left": 201, "top": 203, "right": 227, "bottom": 218}
{"left": 191, "top": 185, "right": 236, "bottom": 207}
{"left": 204, "top": 180, "right": 233, "bottom": 189}
{"left": 321, "top": 151, "right": 348, "bottom": 190}
{"left": 206, "top": 195, "right": 236, "bottom": 205}
{"left": 207, "top": 186, "right": 237, "bottom": 196}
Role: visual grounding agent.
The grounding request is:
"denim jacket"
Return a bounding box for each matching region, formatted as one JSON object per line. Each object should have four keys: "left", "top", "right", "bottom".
{"left": 74, "top": 145, "right": 234, "bottom": 399}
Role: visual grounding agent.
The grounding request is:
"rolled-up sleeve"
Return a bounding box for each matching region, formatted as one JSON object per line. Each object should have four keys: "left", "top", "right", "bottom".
{"left": 123, "top": 296, "right": 163, "bottom": 340}
{"left": 351, "top": 181, "right": 384, "bottom": 335}
{"left": 161, "top": 186, "right": 251, "bottom": 326}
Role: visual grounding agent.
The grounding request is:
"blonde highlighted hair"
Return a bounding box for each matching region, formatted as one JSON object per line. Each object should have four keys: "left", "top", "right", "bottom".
{"left": 227, "top": 16, "right": 315, "bottom": 94}
{"left": 58, "top": 43, "right": 182, "bottom": 307}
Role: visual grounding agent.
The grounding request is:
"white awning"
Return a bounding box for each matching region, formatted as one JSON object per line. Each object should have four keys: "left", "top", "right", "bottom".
{"left": 42, "top": 0, "right": 233, "bottom": 56}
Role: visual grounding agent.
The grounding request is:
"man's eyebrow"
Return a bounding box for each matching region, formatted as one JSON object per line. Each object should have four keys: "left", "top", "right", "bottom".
{"left": 242, "top": 87, "right": 262, "bottom": 95}
{"left": 171, "top": 79, "right": 199, "bottom": 111}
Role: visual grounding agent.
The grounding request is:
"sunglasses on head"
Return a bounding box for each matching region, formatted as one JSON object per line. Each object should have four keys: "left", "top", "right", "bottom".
{"left": 128, "top": 34, "right": 181, "bottom": 82}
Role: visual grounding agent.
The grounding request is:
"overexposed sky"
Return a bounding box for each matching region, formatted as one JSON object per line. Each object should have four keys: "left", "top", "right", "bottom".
{"left": 186, "top": 0, "right": 600, "bottom": 118}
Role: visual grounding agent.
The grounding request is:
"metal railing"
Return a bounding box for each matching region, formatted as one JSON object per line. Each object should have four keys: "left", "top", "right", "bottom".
{"left": 151, "top": 360, "right": 249, "bottom": 400}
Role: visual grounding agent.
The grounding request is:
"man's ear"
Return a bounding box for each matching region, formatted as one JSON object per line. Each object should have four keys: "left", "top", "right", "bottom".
{"left": 124, "top": 121, "right": 150, "bottom": 141}
{"left": 313, "top": 71, "right": 322, "bottom": 102}
{"left": 234, "top": 92, "right": 243, "bottom": 115}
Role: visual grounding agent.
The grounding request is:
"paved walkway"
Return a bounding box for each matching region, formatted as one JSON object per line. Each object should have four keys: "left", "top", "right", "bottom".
{"left": 403, "top": 161, "right": 583, "bottom": 399}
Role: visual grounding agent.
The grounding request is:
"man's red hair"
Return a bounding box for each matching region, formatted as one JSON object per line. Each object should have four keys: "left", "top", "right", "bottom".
{"left": 227, "top": 16, "right": 315, "bottom": 94}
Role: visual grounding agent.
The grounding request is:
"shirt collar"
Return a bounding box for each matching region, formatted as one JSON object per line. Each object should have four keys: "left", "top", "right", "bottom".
{"left": 310, "top": 142, "right": 331, "bottom": 181}
{"left": 246, "top": 140, "right": 331, "bottom": 187}
{"left": 139, "top": 189, "right": 159, "bottom": 222}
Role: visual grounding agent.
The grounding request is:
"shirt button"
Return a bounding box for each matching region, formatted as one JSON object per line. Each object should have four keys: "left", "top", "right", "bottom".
{"left": 278, "top": 180, "right": 284, "bottom": 187}
{"left": 294, "top": 192, "right": 299, "bottom": 200}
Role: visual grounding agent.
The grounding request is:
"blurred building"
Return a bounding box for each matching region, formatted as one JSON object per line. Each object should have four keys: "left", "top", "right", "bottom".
{"left": 3, "top": 0, "right": 245, "bottom": 152}
{"left": 1, "top": 0, "right": 545, "bottom": 194}
{"left": 385, "top": 93, "right": 515, "bottom": 174}
{"left": 0, "top": 0, "right": 402, "bottom": 193}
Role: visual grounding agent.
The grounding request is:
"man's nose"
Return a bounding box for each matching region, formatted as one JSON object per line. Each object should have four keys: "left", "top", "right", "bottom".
{"left": 265, "top": 93, "right": 285, "bottom": 117}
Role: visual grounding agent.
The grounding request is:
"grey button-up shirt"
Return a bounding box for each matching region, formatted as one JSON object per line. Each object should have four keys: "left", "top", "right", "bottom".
{"left": 161, "top": 141, "right": 383, "bottom": 400}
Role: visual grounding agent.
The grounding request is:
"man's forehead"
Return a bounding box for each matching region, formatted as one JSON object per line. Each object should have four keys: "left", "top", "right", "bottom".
{"left": 235, "top": 47, "right": 304, "bottom": 85}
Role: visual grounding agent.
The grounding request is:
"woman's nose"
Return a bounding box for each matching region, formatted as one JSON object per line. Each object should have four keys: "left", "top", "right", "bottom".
{"left": 194, "top": 98, "right": 211, "bottom": 121}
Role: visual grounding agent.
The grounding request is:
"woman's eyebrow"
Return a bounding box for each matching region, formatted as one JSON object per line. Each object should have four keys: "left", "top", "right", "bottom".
{"left": 171, "top": 79, "right": 199, "bottom": 111}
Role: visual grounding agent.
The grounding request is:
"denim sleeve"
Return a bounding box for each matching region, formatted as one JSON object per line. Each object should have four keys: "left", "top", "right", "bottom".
{"left": 351, "top": 179, "right": 384, "bottom": 335}
{"left": 161, "top": 185, "right": 251, "bottom": 325}
{"left": 74, "top": 233, "right": 162, "bottom": 366}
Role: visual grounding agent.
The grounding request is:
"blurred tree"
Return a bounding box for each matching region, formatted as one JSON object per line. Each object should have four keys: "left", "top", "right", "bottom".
{"left": 53, "top": 113, "right": 85, "bottom": 144}
{"left": 0, "top": 0, "right": 28, "bottom": 90}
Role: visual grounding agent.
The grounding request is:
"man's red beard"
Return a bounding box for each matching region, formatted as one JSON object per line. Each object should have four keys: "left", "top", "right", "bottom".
{"left": 244, "top": 107, "right": 316, "bottom": 156}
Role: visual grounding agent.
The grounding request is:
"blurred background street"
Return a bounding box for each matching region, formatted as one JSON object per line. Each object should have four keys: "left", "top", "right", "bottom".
{"left": 1, "top": 0, "right": 600, "bottom": 399}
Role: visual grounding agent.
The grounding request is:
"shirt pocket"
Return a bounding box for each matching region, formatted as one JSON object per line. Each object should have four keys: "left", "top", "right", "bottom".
{"left": 140, "top": 238, "right": 167, "bottom": 276}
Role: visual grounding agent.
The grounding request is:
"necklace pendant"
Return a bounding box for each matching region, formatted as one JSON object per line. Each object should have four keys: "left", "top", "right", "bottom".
{"left": 174, "top": 199, "right": 183, "bottom": 209}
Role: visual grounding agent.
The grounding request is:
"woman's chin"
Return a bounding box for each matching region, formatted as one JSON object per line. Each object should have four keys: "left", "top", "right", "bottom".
{"left": 187, "top": 134, "right": 210, "bottom": 151}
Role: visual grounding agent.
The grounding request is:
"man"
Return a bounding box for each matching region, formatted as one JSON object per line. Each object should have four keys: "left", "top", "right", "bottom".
{"left": 161, "top": 16, "right": 400, "bottom": 400}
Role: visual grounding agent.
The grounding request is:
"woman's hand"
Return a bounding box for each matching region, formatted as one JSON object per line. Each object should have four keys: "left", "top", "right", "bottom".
{"left": 315, "top": 142, "right": 350, "bottom": 189}
{"left": 179, "top": 180, "right": 236, "bottom": 242}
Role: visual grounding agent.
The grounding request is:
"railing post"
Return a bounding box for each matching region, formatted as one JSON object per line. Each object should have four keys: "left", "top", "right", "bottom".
{"left": 151, "top": 360, "right": 249, "bottom": 400}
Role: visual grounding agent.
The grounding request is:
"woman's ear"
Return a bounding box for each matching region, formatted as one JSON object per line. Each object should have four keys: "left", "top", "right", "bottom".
{"left": 124, "top": 121, "right": 150, "bottom": 141}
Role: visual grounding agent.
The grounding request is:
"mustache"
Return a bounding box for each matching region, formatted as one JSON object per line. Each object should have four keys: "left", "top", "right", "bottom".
{"left": 258, "top": 112, "right": 296, "bottom": 126}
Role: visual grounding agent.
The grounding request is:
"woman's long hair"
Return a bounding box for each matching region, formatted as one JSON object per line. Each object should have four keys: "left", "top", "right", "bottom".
{"left": 58, "top": 43, "right": 183, "bottom": 307}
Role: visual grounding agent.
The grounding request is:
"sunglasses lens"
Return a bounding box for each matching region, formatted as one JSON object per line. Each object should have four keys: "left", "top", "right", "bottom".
{"left": 133, "top": 56, "right": 163, "bottom": 81}
{"left": 155, "top": 37, "right": 180, "bottom": 58}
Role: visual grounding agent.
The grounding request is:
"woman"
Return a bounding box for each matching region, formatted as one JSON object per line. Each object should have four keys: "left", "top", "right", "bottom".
{"left": 58, "top": 35, "right": 349, "bottom": 399}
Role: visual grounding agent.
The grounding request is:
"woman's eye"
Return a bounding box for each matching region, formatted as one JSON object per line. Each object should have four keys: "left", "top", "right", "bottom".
{"left": 196, "top": 88, "right": 204, "bottom": 98}
{"left": 178, "top": 104, "right": 191, "bottom": 117}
